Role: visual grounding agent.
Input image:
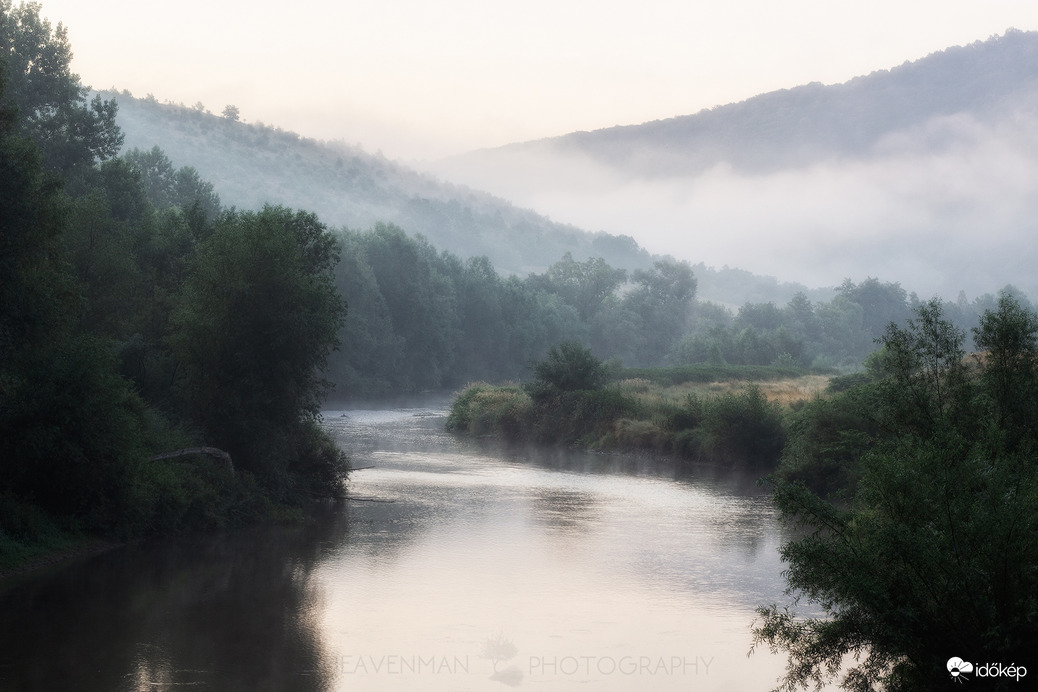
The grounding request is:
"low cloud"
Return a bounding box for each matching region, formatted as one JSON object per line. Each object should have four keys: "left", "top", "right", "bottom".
{"left": 432, "top": 111, "right": 1038, "bottom": 300}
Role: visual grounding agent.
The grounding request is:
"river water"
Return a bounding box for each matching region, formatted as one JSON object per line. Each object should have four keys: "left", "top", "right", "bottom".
{"left": 0, "top": 402, "right": 796, "bottom": 691}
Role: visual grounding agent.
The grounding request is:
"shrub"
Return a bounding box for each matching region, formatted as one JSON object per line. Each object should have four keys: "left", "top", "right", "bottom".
{"left": 446, "top": 383, "right": 532, "bottom": 438}
{"left": 696, "top": 385, "right": 785, "bottom": 466}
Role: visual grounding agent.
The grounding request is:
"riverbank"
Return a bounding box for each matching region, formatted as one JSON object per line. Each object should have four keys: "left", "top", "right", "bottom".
{"left": 0, "top": 535, "right": 124, "bottom": 582}
{"left": 447, "top": 365, "right": 829, "bottom": 470}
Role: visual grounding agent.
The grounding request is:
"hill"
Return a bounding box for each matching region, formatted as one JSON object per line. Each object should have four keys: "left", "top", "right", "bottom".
{"left": 105, "top": 90, "right": 832, "bottom": 306}
{"left": 442, "top": 29, "right": 1038, "bottom": 178}
{"left": 432, "top": 30, "right": 1038, "bottom": 300}
{"left": 103, "top": 92, "right": 652, "bottom": 277}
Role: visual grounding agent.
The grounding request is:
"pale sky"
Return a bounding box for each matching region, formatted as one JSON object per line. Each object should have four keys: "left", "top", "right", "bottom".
{"left": 36, "top": 0, "right": 1038, "bottom": 162}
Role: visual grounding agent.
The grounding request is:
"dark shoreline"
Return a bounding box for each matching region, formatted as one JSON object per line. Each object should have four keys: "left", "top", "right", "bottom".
{"left": 0, "top": 537, "right": 125, "bottom": 583}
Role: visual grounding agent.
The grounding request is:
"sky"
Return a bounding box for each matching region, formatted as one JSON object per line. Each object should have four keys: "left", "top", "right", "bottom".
{"left": 36, "top": 0, "right": 1038, "bottom": 162}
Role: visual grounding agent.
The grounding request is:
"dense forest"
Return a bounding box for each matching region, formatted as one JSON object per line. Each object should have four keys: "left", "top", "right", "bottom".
{"left": 0, "top": 1, "right": 347, "bottom": 560}
{"left": 326, "top": 230, "right": 1034, "bottom": 395}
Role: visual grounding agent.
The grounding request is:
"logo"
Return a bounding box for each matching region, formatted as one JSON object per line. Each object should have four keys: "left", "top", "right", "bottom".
{"left": 946, "top": 656, "right": 1028, "bottom": 684}
{"left": 947, "top": 657, "right": 973, "bottom": 683}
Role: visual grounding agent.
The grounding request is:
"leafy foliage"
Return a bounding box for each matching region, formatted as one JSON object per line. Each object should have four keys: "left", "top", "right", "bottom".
{"left": 0, "top": 0, "right": 123, "bottom": 184}
{"left": 526, "top": 341, "right": 610, "bottom": 399}
{"left": 170, "top": 206, "right": 347, "bottom": 491}
{"left": 1, "top": 5, "right": 351, "bottom": 561}
{"left": 755, "top": 296, "right": 1038, "bottom": 691}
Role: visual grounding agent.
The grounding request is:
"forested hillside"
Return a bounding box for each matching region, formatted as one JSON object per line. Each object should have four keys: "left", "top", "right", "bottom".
{"left": 104, "top": 89, "right": 834, "bottom": 308}
{"left": 105, "top": 91, "right": 651, "bottom": 277}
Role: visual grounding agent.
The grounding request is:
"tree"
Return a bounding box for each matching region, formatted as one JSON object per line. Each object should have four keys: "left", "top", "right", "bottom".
{"left": 221, "top": 104, "right": 240, "bottom": 121}
{"left": 754, "top": 299, "right": 1038, "bottom": 691}
{"left": 170, "top": 206, "right": 347, "bottom": 488}
{"left": 0, "top": 1, "right": 123, "bottom": 182}
{"left": 736, "top": 301, "right": 783, "bottom": 331}
{"left": 837, "top": 278, "right": 910, "bottom": 352}
{"left": 527, "top": 252, "right": 627, "bottom": 322}
{"left": 0, "top": 63, "right": 147, "bottom": 529}
{"left": 327, "top": 229, "right": 404, "bottom": 396}
{"left": 123, "top": 146, "right": 221, "bottom": 221}
{"left": 353, "top": 223, "right": 459, "bottom": 391}
{"left": 867, "top": 298, "right": 973, "bottom": 438}
{"left": 973, "top": 291, "right": 1038, "bottom": 446}
{"left": 525, "top": 341, "right": 607, "bottom": 400}
{"left": 623, "top": 259, "right": 697, "bottom": 365}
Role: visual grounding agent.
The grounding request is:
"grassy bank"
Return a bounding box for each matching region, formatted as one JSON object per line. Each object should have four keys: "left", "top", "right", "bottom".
{"left": 447, "top": 367, "right": 826, "bottom": 470}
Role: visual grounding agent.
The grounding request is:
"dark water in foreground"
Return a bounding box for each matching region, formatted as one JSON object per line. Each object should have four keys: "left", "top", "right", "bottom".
{"left": 0, "top": 403, "right": 795, "bottom": 690}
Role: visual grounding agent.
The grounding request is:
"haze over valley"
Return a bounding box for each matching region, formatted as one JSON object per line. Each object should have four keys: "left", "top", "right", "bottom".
{"left": 95, "top": 29, "right": 1038, "bottom": 303}
{"left": 432, "top": 30, "right": 1038, "bottom": 299}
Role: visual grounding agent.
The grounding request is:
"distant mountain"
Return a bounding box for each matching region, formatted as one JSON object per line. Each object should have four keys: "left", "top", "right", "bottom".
{"left": 442, "top": 29, "right": 1038, "bottom": 179}
{"left": 432, "top": 30, "right": 1038, "bottom": 300}
{"left": 102, "top": 92, "right": 653, "bottom": 276}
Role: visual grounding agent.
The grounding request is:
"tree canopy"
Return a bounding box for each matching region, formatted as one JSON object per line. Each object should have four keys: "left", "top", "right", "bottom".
{"left": 0, "top": 0, "right": 122, "bottom": 183}
{"left": 754, "top": 295, "right": 1038, "bottom": 691}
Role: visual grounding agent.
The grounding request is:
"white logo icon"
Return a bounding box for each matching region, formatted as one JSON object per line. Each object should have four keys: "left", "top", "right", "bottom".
{"left": 947, "top": 657, "right": 974, "bottom": 683}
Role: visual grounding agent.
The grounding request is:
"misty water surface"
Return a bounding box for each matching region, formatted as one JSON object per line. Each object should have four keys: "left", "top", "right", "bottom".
{"left": 0, "top": 402, "right": 798, "bottom": 690}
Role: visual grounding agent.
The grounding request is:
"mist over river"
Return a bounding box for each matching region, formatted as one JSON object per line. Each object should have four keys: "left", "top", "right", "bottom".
{"left": 0, "top": 400, "right": 797, "bottom": 690}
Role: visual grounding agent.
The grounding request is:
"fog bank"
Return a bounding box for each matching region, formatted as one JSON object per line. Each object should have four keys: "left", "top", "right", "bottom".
{"left": 432, "top": 110, "right": 1038, "bottom": 300}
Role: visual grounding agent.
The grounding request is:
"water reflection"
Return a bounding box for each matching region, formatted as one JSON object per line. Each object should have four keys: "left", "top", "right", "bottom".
{"left": 0, "top": 403, "right": 797, "bottom": 691}
{"left": 0, "top": 513, "right": 342, "bottom": 691}
{"left": 529, "top": 488, "right": 600, "bottom": 533}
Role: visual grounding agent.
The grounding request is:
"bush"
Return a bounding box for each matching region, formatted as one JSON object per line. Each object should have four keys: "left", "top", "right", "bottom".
{"left": 530, "top": 388, "right": 641, "bottom": 445}
{"left": 446, "top": 383, "right": 532, "bottom": 438}
{"left": 0, "top": 493, "right": 78, "bottom": 570}
{"left": 695, "top": 385, "right": 786, "bottom": 467}
{"left": 525, "top": 342, "right": 608, "bottom": 400}
{"left": 601, "top": 418, "right": 667, "bottom": 451}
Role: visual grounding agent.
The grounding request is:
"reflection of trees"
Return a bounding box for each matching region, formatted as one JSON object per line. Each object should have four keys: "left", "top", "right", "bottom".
{"left": 0, "top": 507, "right": 346, "bottom": 691}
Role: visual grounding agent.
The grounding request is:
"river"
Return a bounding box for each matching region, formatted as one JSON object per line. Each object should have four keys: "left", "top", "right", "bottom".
{"left": 0, "top": 401, "right": 796, "bottom": 690}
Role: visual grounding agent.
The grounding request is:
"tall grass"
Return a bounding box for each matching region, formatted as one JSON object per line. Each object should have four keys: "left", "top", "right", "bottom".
{"left": 449, "top": 373, "right": 797, "bottom": 470}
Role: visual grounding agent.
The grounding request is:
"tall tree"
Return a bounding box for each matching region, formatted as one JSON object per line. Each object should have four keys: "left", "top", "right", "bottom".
{"left": 170, "top": 206, "right": 347, "bottom": 485}
{"left": 0, "top": 1, "right": 123, "bottom": 184}
{"left": 973, "top": 291, "right": 1038, "bottom": 448}
{"left": 528, "top": 252, "right": 627, "bottom": 322}
{"left": 123, "top": 146, "right": 221, "bottom": 222}
{"left": 623, "top": 259, "right": 697, "bottom": 365}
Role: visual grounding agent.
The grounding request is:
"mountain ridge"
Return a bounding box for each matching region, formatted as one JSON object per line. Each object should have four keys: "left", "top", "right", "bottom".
{"left": 445, "top": 28, "right": 1038, "bottom": 178}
